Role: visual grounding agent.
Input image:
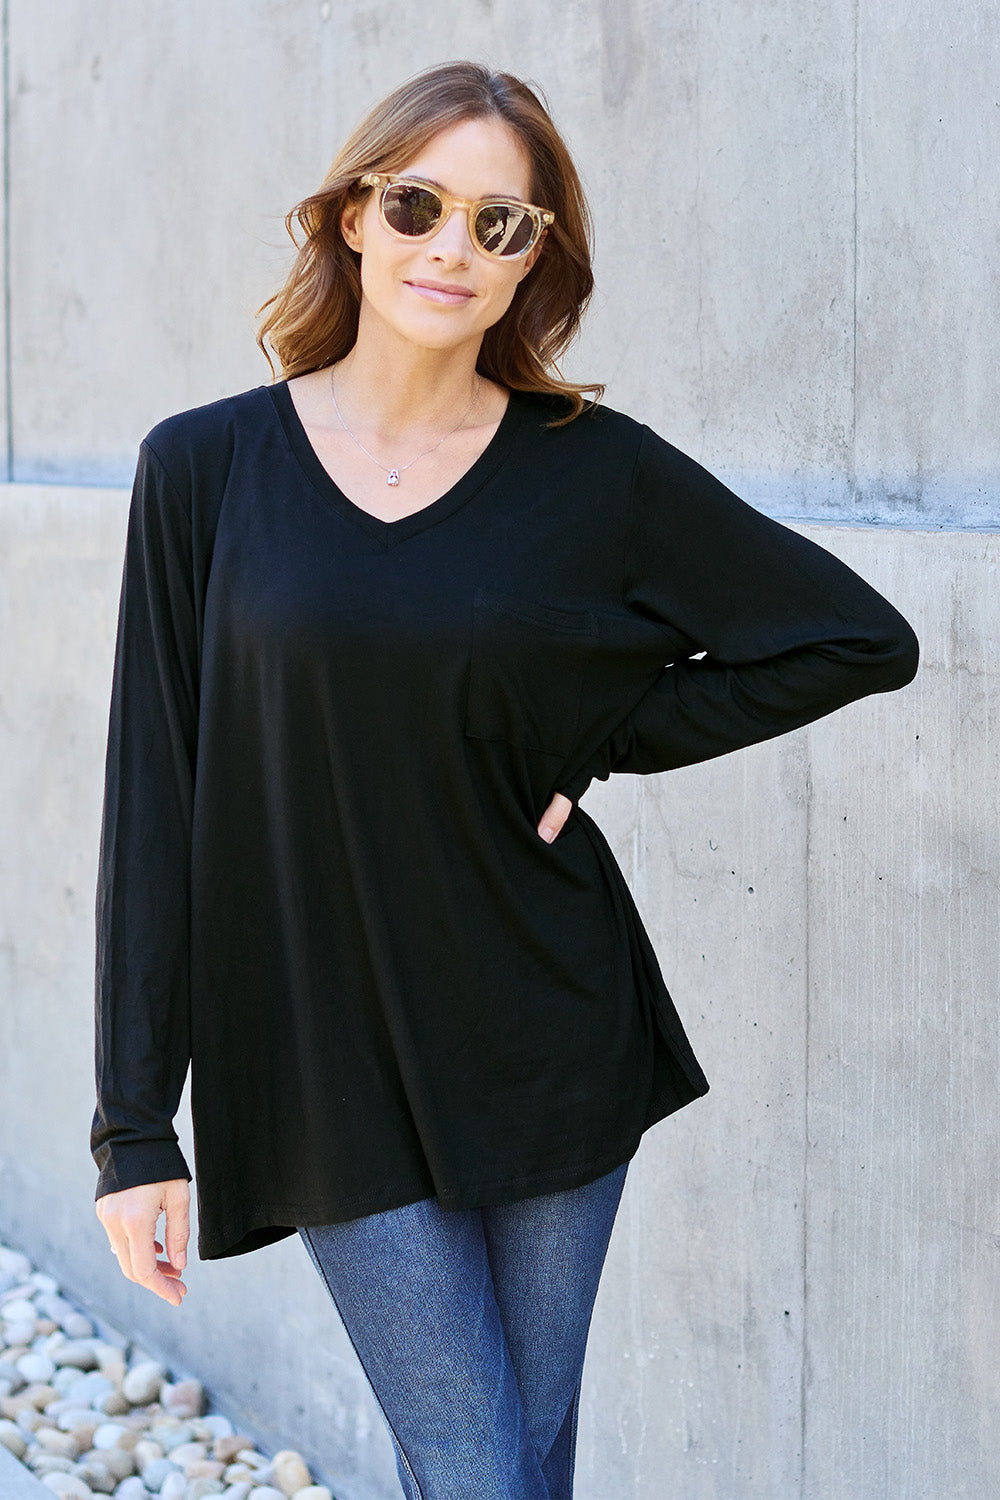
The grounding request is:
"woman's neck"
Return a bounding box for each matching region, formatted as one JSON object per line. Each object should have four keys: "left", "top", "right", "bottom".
{"left": 333, "top": 324, "right": 488, "bottom": 443}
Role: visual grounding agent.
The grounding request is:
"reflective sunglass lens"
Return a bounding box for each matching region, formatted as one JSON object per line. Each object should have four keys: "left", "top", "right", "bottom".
{"left": 377, "top": 180, "right": 538, "bottom": 257}
{"left": 382, "top": 184, "right": 443, "bottom": 237}
{"left": 475, "top": 204, "right": 535, "bottom": 257}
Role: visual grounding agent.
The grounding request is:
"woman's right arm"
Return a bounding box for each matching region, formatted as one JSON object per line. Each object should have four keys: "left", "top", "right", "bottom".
{"left": 556, "top": 425, "right": 919, "bottom": 802}
{"left": 92, "top": 439, "right": 198, "bottom": 1299}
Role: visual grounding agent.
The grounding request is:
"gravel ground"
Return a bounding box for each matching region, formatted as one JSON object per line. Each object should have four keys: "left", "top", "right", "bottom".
{"left": 0, "top": 1243, "right": 334, "bottom": 1500}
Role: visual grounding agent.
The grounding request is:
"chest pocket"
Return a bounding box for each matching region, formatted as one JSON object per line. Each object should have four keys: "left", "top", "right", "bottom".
{"left": 464, "top": 588, "right": 598, "bottom": 757}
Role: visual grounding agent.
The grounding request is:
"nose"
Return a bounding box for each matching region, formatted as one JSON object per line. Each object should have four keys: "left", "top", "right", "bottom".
{"left": 426, "top": 205, "right": 474, "bottom": 267}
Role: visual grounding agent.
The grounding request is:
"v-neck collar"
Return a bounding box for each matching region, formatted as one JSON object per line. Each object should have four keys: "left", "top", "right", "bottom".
{"left": 267, "top": 379, "right": 531, "bottom": 545}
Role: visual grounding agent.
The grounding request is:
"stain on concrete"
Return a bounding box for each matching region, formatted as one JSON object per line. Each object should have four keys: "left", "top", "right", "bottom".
{"left": 601, "top": 0, "right": 639, "bottom": 109}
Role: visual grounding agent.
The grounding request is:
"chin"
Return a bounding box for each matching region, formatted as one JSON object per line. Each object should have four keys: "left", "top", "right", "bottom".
{"left": 394, "top": 313, "right": 488, "bottom": 353}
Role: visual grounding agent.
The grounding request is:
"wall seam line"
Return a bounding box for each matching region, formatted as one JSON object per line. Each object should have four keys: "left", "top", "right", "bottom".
{"left": 2, "top": 0, "right": 11, "bottom": 482}
{"left": 800, "top": 735, "right": 813, "bottom": 1499}
{"left": 850, "top": 0, "right": 859, "bottom": 510}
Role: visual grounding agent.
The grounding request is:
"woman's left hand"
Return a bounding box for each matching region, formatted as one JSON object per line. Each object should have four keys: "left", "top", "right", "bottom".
{"left": 537, "top": 791, "right": 573, "bottom": 843}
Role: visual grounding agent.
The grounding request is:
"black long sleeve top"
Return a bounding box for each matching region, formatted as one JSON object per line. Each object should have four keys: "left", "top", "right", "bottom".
{"left": 91, "top": 382, "right": 919, "bottom": 1260}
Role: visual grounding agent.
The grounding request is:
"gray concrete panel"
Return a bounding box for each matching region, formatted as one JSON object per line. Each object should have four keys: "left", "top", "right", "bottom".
{"left": 0, "top": 3, "right": 9, "bottom": 478}
{"left": 579, "top": 524, "right": 998, "bottom": 1496}
{"left": 7, "top": 3, "right": 322, "bottom": 483}
{"left": 853, "top": 4, "right": 1000, "bottom": 529}
{"left": 3, "top": 1, "right": 996, "bottom": 523}
{"left": 580, "top": 0, "right": 858, "bottom": 524}
{"left": 803, "top": 527, "right": 1000, "bottom": 1497}
{"left": 578, "top": 739, "right": 810, "bottom": 1497}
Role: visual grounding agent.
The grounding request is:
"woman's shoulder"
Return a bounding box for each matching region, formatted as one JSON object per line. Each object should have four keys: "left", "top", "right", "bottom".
{"left": 515, "top": 388, "right": 646, "bottom": 452}
{"left": 141, "top": 383, "right": 275, "bottom": 472}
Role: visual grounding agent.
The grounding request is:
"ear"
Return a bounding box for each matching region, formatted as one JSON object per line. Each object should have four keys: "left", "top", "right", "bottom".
{"left": 518, "top": 228, "right": 547, "bottom": 281}
{"left": 340, "top": 195, "right": 365, "bottom": 254}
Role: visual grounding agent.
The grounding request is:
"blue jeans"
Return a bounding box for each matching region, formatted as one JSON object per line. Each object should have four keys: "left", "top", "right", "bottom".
{"left": 297, "top": 1161, "right": 629, "bottom": 1500}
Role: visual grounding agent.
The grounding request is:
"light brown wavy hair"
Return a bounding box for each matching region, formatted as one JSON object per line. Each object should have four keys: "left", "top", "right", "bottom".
{"left": 256, "top": 61, "right": 602, "bottom": 423}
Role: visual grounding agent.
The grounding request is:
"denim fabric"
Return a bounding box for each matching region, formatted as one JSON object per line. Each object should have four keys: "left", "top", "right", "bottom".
{"left": 297, "top": 1160, "right": 629, "bottom": 1500}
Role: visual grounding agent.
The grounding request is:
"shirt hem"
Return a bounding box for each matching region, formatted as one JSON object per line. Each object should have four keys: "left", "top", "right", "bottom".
{"left": 196, "top": 1140, "right": 648, "bottom": 1261}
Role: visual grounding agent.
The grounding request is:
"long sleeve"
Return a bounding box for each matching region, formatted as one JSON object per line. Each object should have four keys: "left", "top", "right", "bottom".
{"left": 91, "top": 441, "right": 197, "bottom": 1197}
{"left": 557, "top": 425, "right": 919, "bottom": 803}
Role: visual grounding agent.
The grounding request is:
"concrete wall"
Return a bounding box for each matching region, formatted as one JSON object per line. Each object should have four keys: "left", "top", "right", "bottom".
{"left": 1, "top": 4, "right": 997, "bottom": 1499}
{"left": 3, "top": 0, "right": 997, "bottom": 525}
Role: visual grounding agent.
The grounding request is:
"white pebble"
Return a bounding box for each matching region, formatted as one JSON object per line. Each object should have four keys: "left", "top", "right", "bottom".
{"left": 36, "top": 1428, "right": 81, "bottom": 1458}
{"left": 187, "top": 1482, "right": 225, "bottom": 1500}
{"left": 0, "top": 1418, "right": 27, "bottom": 1458}
{"left": 291, "top": 1489, "right": 332, "bottom": 1500}
{"left": 30, "top": 1273, "right": 60, "bottom": 1295}
{"left": 122, "top": 1362, "right": 166, "bottom": 1407}
{"left": 235, "top": 1454, "right": 270, "bottom": 1472}
{"left": 155, "top": 1426, "right": 196, "bottom": 1453}
{"left": 40, "top": 1476, "right": 95, "bottom": 1500}
{"left": 54, "top": 1341, "right": 99, "bottom": 1371}
{"left": 95, "top": 1391, "right": 131, "bottom": 1418}
{"left": 92, "top": 1341, "right": 127, "bottom": 1367}
{"left": 0, "top": 1248, "right": 33, "bottom": 1279}
{"left": 39, "top": 1398, "right": 76, "bottom": 1417}
{"left": 76, "top": 1460, "right": 118, "bottom": 1495}
{"left": 35, "top": 1295, "right": 76, "bottom": 1325}
{"left": 67, "top": 1372, "right": 115, "bottom": 1408}
{"left": 92, "top": 1423, "right": 129, "bottom": 1450}
{"left": 17, "top": 1351, "right": 56, "bottom": 1383}
{"left": 161, "top": 1381, "right": 204, "bottom": 1420}
{"left": 165, "top": 1444, "right": 206, "bottom": 1467}
{"left": 2, "top": 1296, "right": 38, "bottom": 1321}
{"left": 160, "top": 1472, "right": 187, "bottom": 1500}
{"left": 96, "top": 1447, "right": 136, "bottom": 1482}
{"left": 6, "top": 1320, "right": 38, "bottom": 1345}
{"left": 115, "top": 1481, "right": 151, "bottom": 1500}
{"left": 222, "top": 1487, "right": 252, "bottom": 1500}
{"left": 140, "top": 1458, "right": 182, "bottom": 1492}
{"left": 199, "top": 1417, "right": 233, "bottom": 1441}
{"left": 2, "top": 1280, "right": 36, "bottom": 1301}
{"left": 1, "top": 1296, "right": 36, "bottom": 1320}
{"left": 30, "top": 1457, "right": 79, "bottom": 1477}
{"left": 57, "top": 1408, "right": 97, "bottom": 1432}
{"left": 64, "top": 1313, "right": 96, "bottom": 1339}
{"left": 269, "top": 1454, "right": 311, "bottom": 1499}
{"left": 247, "top": 1489, "right": 285, "bottom": 1500}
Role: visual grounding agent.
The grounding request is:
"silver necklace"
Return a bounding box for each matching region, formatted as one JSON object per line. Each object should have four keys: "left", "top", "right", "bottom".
{"left": 330, "top": 367, "right": 482, "bottom": 486}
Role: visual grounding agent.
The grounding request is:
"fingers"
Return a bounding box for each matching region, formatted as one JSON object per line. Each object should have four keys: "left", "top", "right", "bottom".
{"left": 537, "top": 790, "right": 573, "bottom": 844}
{"left": 96, "top": 1181, "right": 190, "bottom": 1306}
{"left": 163, "top": 1180, "right": 190, "bottom": 1272}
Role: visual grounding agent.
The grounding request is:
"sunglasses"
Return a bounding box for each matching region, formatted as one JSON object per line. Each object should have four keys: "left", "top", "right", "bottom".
{"left": 358, "top": 173, "right": 555, "bottom": 260}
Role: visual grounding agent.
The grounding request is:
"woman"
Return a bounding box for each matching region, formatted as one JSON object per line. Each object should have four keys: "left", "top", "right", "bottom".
{"left": 93, "top": 61, "right": 918, "bottom": 1500}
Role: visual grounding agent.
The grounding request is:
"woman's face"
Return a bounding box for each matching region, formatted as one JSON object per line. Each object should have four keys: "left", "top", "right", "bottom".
{"left": 341, "top": 116, "right": 545, "bottom": 358}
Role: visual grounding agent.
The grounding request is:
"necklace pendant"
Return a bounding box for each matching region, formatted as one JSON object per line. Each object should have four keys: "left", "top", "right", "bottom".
{"left": 387, "top": 468, "right": 400, "bottom": 487}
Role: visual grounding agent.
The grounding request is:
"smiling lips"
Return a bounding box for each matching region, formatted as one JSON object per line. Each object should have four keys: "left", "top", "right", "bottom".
{"left": 405, "top": 279, "right": 475, "bottom": 305}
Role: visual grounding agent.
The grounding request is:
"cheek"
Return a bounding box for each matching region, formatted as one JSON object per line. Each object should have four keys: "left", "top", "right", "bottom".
{"left": 357, "top": 241, "right": 406, "bottom": 300}
{"left": 479, "top": 267, "right": 528, "bottom": 322}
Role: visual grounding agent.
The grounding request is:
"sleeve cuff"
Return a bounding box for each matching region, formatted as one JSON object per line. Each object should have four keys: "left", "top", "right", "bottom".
{"left": 94, "top": 1138, "right": 192, "bottom": 1200}
{"left": 556, "top": 764, "right": 599, "bottom": 803}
